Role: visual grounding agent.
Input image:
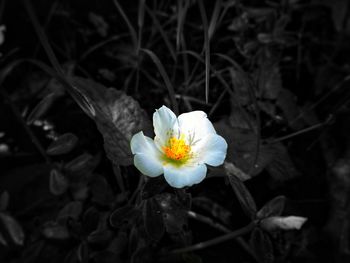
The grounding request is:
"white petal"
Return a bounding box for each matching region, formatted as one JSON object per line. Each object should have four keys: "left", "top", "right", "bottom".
{"left": 194, "top": 134, "right": 227, "bottom": 166}
{"left": 153, "top": 105, "right": 179, "bottom": 148}
{"left": 130, "top": 132, "right": 163, "bottom": 177}
{"left": 261, "top": 216, "right": 308, "bottom": 231}
{"left": 134, "top": 154, "right": 163, "bottom": 177}
{"left": 131, "top": 131, "right": 158, "bottom": 155}
{"left": 163, "top": 164, "right": 207, "bottom": 188}
{"left": 178, "top": 111, "right": 216, "bottom": 144}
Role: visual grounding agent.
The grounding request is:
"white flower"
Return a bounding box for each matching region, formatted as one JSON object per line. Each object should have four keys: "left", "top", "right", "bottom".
{"left": 130, "top": 105, "right": 228, "bottom": 188}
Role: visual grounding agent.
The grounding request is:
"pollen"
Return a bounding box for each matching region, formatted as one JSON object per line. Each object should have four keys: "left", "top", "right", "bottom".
{"left": 163, "top": 135, "right": 191, "bottom": 161}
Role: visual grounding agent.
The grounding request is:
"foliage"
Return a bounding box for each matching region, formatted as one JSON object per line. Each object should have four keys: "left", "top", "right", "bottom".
{"left": 1, "top": 0, "right": 350, "bottom": 262}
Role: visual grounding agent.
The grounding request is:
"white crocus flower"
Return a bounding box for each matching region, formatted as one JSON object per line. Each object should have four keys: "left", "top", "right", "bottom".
{"left": 130, "top": 105, "right": 228, "bottom": 188}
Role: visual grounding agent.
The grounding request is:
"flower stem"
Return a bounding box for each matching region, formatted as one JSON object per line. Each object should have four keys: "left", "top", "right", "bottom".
{"left": 169, "top": 221, "right": 255, "bottom": 254}
{"left": 187, "top": 211, "right": 257, "bottom": 260}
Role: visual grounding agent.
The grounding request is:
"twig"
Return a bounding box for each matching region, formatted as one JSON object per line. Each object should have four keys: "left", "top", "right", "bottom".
{"left": 169, "top": 222, "right": 254, "bottom": 254}
{"left": 187, "top": 211, "right": 257, "bottom": 260}
{"left": 266, "top": 117, "right": 332, "bottom": 144}
{"left": 187, "top": 210, "right": 231, "bottom": 233}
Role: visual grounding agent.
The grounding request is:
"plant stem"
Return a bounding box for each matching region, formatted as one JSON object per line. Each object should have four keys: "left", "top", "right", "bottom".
{"left": 0, "top": 89, "right": 50, "bottom": 163}
{"left": 169, "top": 222, "right": 255, "bottom": 254}
{"left": 187, "top": 211, "right": 257, "bottom": 260}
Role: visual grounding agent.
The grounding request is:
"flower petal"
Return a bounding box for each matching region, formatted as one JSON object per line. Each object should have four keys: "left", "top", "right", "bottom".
{"left": 163, "top": 164, "right": 207, "bottom": 188}
{"left": 153, "top": 105, "right": 179, "bottom": 148}
{"left": 178, "top": 111, "right": 216, "bottom": 144}
{"left": 134, "top": 154, "right": 163, "bottom": 177}
{"left": 130, "top": 132, "right": 163, "bottom": 177}
{"left": 194, "top": 134, "right": 227, "bottom": 166}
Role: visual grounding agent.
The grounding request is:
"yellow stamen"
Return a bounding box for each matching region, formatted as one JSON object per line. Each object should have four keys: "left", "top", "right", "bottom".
{"left": 163, "top": 135, "right": 191, "bottom": 161}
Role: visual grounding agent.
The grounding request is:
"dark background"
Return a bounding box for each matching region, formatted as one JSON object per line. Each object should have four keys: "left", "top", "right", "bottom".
{"left": 0, "top": 0, "right": 350, "bottom": 262}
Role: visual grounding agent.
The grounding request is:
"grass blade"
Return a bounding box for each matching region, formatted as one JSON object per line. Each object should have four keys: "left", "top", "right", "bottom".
{"left": 208, "top": 0, "right": 222, "bottom": 40}
{"left": 198, "top": 0, "right": 210, "bottom": 103}
{"left": 113, "top": 0, "right": 137, "bottom": 47}
{"left": 145, "top": 5, "right": 176, "bottom": 61}
{"left": 140, "top": 48, "right": 178, "bottom": 115}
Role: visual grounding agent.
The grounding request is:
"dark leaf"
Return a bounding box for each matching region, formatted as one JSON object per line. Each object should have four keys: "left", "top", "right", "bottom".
{"left": 57, "top": 201, "right": 83, "bottom": 223}
{"left": 128, "top": 226, "right": 139, "bottom": 255}
{"left": 0, "top": 212, "right": 24, "bottom": 246}
{"left": 250, "top": 227, "right": 274, "bottom": 263}
{"left": 192, "top": 196, "right": 232, "bottom": 226}
{"left": 177, "top": 191, "right": 192, "bottom": 211}
{"left": 90, "top": 176, "right": 114, "bottom": 206}
{"left": 49, "top": 169, "right": 69, "bottom": 195}
{"left": 256, "top": 63, "right": 281, "bottom": 100}
{"left": 155, "top": 193, "right": 187, "bottom": 234}
{"left": 215, "top": 120, "right": 275, "bottom": 176}
{"left": 0, "top": 232, "right": 8, "bottom": 246}
{"left": 82, "top": 206, "right": 100, "bottom": 233}
{"left": 71, "top": 183, "right": 89, "bottom": 201}
{"left": 276, "top": 88, "right": 304, "bottom": 130}
{"left": 46, "top": 133, "right": 78, "bottom": 156}
{"left": 109, "top": 205, "right": 140, "bottom": 228}
{"left": 143, "top": 198, "right": 165, "bottom": 241}
{"left": 26, "top": 93, "right": 57, "bottom": 125}
{"left": 0, "top": 190, "right": 9, "bottom": 211}
{"left": 257, "top": 196, "right": 286, "bottom": 219}
{"left": 92, "top": 250, "right": 120, "bottom": 263}
{"left": 64, "top": 153, "right": 98, "bottom": 176}
{"left": 87, "top": 229, "right": 113, "bottom": 246}
{"left": 226, "top": 172, "right": 257, "bottom": 219}
{"left": 182, "top": 253, "right": 203, "bottom": 263}
{"left": 215, "top": 119, "right": 299, "bottom": 182}
{"left": 131, "top": 245, "right": 153, "bottom": 263}
{"left": 224, "top": 162, "right": 252, "bottom": 181}
{"left": 107, "top": 231, "right": 128, "bottom": 255}
{"left": 141, "top": 177, "right": 168, "bottom": 200}
{"left": 265, "top": 143, "right": 300, "bottom": 183}
{"left": 72, "top": 77, "right": 152, "bottom": 166}
{"left": 42, "top": 221, "right": 70, "bottom": 240}
{"left": 77, "top": 241, "right": 89, "bottom": 263}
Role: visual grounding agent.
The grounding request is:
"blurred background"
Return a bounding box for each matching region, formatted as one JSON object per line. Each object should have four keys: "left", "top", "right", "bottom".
{"left": 0, "top": 0, "right": 350, "bottom": 262}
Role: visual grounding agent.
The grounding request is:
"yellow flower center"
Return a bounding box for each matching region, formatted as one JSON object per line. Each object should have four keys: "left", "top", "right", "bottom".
{"left": 163, "top": 135, "right": 191, "bottom": 161}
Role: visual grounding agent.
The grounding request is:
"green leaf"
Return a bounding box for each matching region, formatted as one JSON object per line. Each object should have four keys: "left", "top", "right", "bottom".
{"left": 143, "top": 198, "right": 165, "bottom": 242}
{"left": 0, "top": 212, "right": 24, "bottom": 246}
{"left": 46, "top": 133, "right": 78, "bottom": 155}
{"left": 49, "top": 169, "right": 68, "bottom": 195}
